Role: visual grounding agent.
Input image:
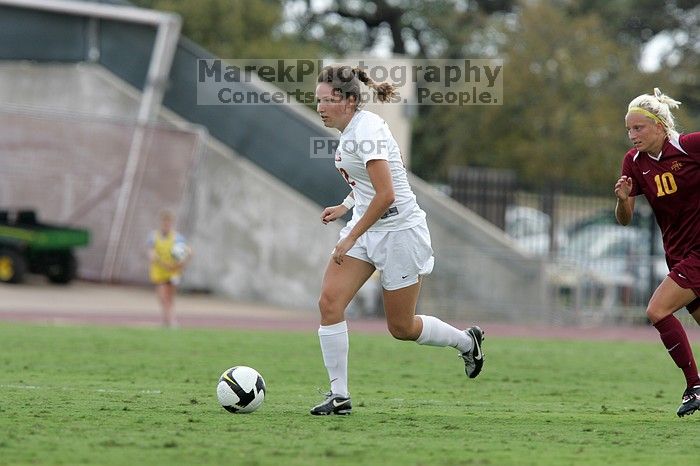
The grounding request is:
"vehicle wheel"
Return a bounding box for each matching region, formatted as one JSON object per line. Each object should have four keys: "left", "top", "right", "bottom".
{"left": 0, "top": 248, "right": 26, "bottom": 284}
{"left": 46, "top": 251, "right": 77, "bottom": 284}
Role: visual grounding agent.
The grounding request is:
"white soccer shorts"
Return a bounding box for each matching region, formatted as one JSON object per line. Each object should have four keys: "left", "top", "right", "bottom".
{"left": 339, "top": 220, "right": 434, "bottom": 291}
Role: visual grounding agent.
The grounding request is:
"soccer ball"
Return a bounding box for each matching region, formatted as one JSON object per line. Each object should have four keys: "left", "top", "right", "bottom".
{"left": 171, "top": 242, "right": 189, "bottom": 262}
{"left": 216, "top": 366, "right": 266, "bottom": 413}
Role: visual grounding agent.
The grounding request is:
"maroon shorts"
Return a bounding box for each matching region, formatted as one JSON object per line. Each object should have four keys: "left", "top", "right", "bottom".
{"left": 668, "top": 250, "right": 700, "bottom": 313}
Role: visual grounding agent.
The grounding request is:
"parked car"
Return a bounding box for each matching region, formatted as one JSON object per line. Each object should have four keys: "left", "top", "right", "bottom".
{"left": 563, "top": 207, "right": 651, "bottom": 241}
{"left": 505, "top": 206, "right": 566, "bottom": 256}
{"left": 551, "top": 224, "right": 667, "bottom": 306}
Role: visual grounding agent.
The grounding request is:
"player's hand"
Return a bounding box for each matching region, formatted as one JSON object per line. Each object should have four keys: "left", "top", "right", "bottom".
{"left": 321, "top": 205, "right": 348, "bottom": 224}
{"left": 332, "top": 236, "right": 356, "bottom": 265}
{"left": 614, "top": 176, "right": 633, "bottom": 201}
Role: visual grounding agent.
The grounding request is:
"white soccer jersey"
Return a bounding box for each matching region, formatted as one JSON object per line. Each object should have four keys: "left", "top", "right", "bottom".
{"left": 335, "top": 110, "right": 425, "bottom": 231}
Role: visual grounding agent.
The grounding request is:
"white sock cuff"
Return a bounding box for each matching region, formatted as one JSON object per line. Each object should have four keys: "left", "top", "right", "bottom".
{"left": 318, "top": 321, "right": 348, "bottom": 336}
{"left": 416, "top": 315, "right": 433, "bottom": 345}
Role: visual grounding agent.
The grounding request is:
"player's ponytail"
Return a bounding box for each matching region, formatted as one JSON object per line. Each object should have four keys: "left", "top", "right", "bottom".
{"left": 353, "top": 67, "right": 397, "bottom": 103}
{"left": 318, "top": 64, "right": 397, "bottom": 107}
{"left": 653, "top": 87, "right": 681, "bottom": 109}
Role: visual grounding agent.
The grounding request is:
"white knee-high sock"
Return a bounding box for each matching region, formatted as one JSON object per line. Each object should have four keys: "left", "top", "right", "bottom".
{"left": 318, "top": 321, "right": 349, "bottom": 397}
{"left": 416, "top": 315, "right": 472, "bottom": 353}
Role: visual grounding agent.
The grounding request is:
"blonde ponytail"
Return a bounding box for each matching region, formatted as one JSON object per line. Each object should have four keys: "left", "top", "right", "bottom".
{"left": 653, "top": 87, "right": 681, "bottom": 109}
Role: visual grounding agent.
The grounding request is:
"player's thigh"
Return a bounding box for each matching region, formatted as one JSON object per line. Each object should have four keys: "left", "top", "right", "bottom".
{"left": 647, "top": 276, "right": 698, "bottom": 322}
{"left": 373, "top": 224, "right": 433, "bottom": 292}
{"left": 320, "top": 256, "right": 376, "bottom": 311}
{"left": 383, "top": 280, "right": 422, "bottom": 332}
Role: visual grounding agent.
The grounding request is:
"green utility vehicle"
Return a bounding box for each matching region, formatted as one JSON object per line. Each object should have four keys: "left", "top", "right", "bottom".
{"left": 0, "top": 210, "right": 90, "bottom": 284}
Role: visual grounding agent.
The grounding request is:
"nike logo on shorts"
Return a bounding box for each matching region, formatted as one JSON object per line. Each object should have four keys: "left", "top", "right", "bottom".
{"left": 643, "top": 170, "right": 651, "bottom": 174}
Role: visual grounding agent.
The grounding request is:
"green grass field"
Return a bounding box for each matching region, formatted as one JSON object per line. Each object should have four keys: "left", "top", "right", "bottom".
{"left": 0, "top": 322, "right": 697, "bottom": 466}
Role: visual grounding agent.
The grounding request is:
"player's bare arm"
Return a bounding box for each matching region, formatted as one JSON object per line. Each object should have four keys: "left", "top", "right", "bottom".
{"left": 346, "top": 159, "right": 394, "bottom": 240}
{"left": 614, "top": 175, "right": 635, "bottom": 225}
{"left": 331, "top": 160, "right": 394, "bottom": 265}
{"left": 321, "top": 199, "right": 350, "bottom": 224}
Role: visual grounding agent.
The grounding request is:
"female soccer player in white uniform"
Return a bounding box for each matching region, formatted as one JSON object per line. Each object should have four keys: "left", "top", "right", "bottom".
{"left": 310, "top": 65, "right": 485, "bottom": 415}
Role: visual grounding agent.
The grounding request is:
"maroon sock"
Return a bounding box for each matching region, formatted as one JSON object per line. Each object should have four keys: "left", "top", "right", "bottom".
{"left": 654, "top": 315, "right": 700, "bottom": 388}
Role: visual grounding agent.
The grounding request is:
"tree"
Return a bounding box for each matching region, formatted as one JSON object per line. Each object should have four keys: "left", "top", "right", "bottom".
{"left": 411, "top": 1, "right": 684, "bottom": 194}
{"left": 286, "top": 0, "right": 515, "bottom": 57}
{"left": 133, "top": 0, "right": 322, "bottom": 58}
{"left": 566, "top": 0, "right": 699, "bottom": 112}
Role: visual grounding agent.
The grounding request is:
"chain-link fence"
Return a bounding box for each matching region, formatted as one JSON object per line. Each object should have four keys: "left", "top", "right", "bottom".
{"left": 448, "top": 167, "right": 665, "bottom": 325}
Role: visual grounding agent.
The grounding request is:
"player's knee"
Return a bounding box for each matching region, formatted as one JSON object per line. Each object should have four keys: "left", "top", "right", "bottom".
{"left": 387, "top": 321, "right": 415, "bottom": 341}
{"left": 318, "top": 292, "right": 343, "bottom": 319}
{"left": 646, "top": 305, "right": 670, "bottom": 323}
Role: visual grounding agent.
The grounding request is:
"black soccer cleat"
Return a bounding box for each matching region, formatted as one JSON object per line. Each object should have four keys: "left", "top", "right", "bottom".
{"left": 677, "top": 385, "right": 700, "bottom": 417}
{"left": 310, "top": 393, "right": 352, "bottom": 415}
{"left": 461, "top": 326, "right": 485, "bottom": 379}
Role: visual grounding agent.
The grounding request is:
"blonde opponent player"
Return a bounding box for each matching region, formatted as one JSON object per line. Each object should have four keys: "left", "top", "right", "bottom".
{"left": 148, "top": 210, "right": 191, "bottom": 328}
{"left": 310, "top": 64, "right": 485, "bottom": 415}
{"left": 615, "top": 88, "right": 700, "bottom": 417}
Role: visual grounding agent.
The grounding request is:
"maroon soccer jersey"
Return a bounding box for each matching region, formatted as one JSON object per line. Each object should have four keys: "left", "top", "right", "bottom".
{"left": 621, "top": 132, "right": 700, "bottom": 263}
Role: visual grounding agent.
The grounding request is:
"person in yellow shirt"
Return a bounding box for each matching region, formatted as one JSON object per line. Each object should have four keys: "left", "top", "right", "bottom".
{"left": 148, "top": 210, "right": 191, "bottom": 328}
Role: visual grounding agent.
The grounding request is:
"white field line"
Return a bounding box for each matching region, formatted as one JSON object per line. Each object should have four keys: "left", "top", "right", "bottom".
{"left": 0, "top": 384, "right": 161, "bottom": 394}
